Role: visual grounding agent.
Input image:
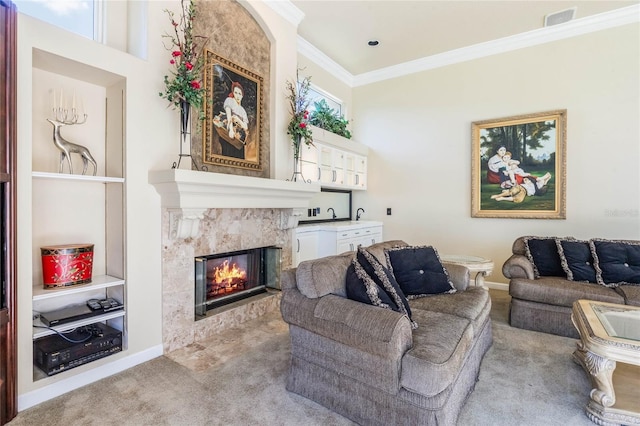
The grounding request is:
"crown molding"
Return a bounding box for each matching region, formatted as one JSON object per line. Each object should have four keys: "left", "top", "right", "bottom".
{"left": 297, "top": 36, "right": 355, "bottom": 86}
{"left": 262, "top": 0, "right": 305, "bottom": 27}
{"left": 354, "top": 4, "right": 639, "bottom": 86}
{"left": 293, "top": 4, "right": 639, "bottom": 88}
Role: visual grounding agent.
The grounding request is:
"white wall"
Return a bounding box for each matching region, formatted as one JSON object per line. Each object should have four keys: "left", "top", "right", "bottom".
{"left": 351, "top": 23, "right": 640, "bottom": 283}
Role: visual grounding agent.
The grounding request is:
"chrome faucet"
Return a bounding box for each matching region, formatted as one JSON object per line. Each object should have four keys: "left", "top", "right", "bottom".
{"left": 356, "top": 208, "right": 365, "bottom": 221}
{"left": 327, "top": 207, "right": 337, "bottom": 220}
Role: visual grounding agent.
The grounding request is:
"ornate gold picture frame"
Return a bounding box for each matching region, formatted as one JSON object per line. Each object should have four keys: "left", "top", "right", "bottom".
{"left": 471, "top": 110, "right": 567, "bottom": 219}
{"left": 202, "top": 49, "right": 263, "bottom": 170}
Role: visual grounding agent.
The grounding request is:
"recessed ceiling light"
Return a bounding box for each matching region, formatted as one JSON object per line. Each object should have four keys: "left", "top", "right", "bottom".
{"left": 367, "top": 40, "right": 379, "bottom": 47}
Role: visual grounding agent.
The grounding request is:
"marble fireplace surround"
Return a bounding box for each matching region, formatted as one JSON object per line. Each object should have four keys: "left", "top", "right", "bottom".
{"left": 149, "top": 169, "right": 319, "bottom": 352}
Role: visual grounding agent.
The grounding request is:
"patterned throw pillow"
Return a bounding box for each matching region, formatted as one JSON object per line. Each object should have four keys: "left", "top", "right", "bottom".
{"left": 524, "top": 236, "right": 570, "bottom": 278}
{"left": 590, "top": 239, "right": 640, "bottom": 287}
{"left": 345, "top": 247, "right": 415, "bottom": 328}
{"left": 555, "top": 239, "right": 597, "bottom": 283}
{"left": 384, "top": 245, "right": 456, "bottom": 298}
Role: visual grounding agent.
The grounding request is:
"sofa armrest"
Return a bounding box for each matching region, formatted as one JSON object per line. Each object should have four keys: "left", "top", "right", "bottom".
{"left": 442, "top": 262, "right": 470, "bottom": 292}
{"left": 281, "top": 289, "right": 413, "bottom": 359}
{"left": 502, "top": 254, "right": 535, "bottom": 279}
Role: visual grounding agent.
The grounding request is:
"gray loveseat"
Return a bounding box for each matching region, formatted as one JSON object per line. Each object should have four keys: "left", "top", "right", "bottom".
{"left": 280, "top": 240, "right": 493, "bottom": 425}
{"left": 504, "top": 236, "right": 640, "bottom": 338}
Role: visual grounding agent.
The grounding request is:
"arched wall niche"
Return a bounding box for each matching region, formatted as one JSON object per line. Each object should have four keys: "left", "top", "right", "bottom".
{"left": 192, "top": 0, "right": 274, "bottom": 178}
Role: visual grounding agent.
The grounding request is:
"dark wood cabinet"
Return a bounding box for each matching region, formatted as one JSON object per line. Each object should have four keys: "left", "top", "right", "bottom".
{"left": 0, "top": 0, "right": 18, "bottom": 424}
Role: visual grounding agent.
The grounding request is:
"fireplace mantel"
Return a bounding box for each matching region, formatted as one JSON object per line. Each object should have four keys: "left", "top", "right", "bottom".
{"left": 149, "top": 169, "right": 320, "bottom": 239}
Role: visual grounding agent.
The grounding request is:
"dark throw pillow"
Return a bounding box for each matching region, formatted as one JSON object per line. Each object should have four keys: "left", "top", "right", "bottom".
{"left": 384, "top": 245, "right": 456, "bottom": 298}
{"left": 523, "top": 236, "right": 569, "bottom": 278}
{"left": 590, "top": 239, "right": 640, "bottom": 287}
{"left": 345, "top": 247, "right": 415, "bottom": 328}
{"left": 555, "top": 239, "right": 597, "bottom": 283}
{"left": 346, "top": 262, "right": 396, "bottom": 309}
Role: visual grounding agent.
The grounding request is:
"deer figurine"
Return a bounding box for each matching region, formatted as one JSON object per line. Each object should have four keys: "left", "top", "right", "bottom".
{"left": 46, "top": 118, "right": 97, "bottom": 176}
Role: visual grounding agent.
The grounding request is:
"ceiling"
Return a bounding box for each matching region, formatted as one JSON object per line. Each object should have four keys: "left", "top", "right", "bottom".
{"left": 291, "top": 0, "right": 639, "bottom": 76}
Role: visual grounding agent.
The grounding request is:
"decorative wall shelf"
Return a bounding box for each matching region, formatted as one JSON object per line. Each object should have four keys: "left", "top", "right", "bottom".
{"left": 32, "top": 171, "right": 124, "bottom": 183}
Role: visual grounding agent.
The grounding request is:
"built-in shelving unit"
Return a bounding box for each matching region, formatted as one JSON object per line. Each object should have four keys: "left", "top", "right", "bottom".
{"left": 28, "top": 48, "right": 127, "bottom": 382}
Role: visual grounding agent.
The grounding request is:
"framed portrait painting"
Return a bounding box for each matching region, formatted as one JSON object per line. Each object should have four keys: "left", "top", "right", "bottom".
{"left": 202, "top": 49, "right": 263, "bottom": 170}
{"left": 471, "top": 110, "right": 567, "bottom": 219}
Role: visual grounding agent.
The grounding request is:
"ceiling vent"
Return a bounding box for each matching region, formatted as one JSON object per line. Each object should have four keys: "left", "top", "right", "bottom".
{"left": 544, "top": 7, "right": 577, "bottom": 27}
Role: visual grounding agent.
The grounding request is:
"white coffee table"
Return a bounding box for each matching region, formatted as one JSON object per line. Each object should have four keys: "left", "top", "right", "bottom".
{"left": 440, "top": 255, "right": 494, "bottom": 287}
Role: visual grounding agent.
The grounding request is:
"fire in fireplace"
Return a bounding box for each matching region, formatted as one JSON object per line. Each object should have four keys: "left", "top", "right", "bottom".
{"left": 194, "top": 246, "right": 281, "bottom": 318}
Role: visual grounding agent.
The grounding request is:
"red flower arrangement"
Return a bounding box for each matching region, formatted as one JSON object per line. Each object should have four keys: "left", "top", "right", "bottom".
{"left": 159, "top": 0, "right": 208, "bottom": 112}
{"left": 286, "top": 71, "right": 314, "bottom": 154}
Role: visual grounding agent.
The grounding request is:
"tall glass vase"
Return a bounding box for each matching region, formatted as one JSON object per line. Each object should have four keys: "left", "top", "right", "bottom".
{"left": 288, "top": 136, "right": 308, "bottom": 182}
{"left": 172, "top": 100, "right": 199, "bottom": 170}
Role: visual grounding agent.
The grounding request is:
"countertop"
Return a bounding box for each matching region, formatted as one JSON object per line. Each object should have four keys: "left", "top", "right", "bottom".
{"left": 296, "top": 220, "right": 383, "bottom": 232}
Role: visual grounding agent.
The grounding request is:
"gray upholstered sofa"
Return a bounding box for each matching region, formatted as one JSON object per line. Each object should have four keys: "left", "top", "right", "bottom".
{"left": 504, "top": 236, "right": 640, "bottom": 338}
{"left": 280, "top": 240, "right": 493, "bottom": 425}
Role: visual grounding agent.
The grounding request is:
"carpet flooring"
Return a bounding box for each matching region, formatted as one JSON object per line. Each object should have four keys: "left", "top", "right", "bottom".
{"left": 9, "top": 290, "right": 595, "bottom": 425}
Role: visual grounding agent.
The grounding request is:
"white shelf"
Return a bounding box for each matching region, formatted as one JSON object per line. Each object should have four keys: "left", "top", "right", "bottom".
{"left": 33, "top": 275, "right": 125, "bottom": 301}
{"left": 32, "top": 171, "right": 124, "bottom": 183}
{"left": 32, "top": 310, "right": 125, "bottom": 339}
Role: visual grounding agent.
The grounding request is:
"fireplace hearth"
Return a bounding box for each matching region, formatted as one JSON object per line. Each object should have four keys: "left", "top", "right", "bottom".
{"left": 194, "top": 246, "right": 281, "bottom": 318}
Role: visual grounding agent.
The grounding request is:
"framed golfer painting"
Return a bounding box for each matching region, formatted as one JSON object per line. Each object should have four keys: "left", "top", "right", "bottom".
{"left": 202, "top": 49, "right": 264, "bottom": 170}
{"left": 471, "top": 110, "right": 567, "bottom": 219}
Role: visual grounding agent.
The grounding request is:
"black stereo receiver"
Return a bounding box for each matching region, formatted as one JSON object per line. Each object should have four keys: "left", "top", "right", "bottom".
{"left": 34, "top": 323, "right": 122, "bottom": 376}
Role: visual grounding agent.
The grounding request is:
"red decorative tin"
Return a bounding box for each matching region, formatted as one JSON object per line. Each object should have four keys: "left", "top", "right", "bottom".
{"left": 41, "top": 244, "right": 94, "bottom": 289}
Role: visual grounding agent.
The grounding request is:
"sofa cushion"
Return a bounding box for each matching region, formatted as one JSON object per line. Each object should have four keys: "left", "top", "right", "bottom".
{"left": 591, "top": 239, "right": 640, "bottom": 287}
{"left": 296, "top": 252, "right": 354, "bottom": 299}
{"left": 400, "top": 310, "right": 473, "bottom": 397}
{"left": 384, "top": 245, "right": 456, "bottom": 298}
{"left": 409, "top": 287, "right": 490, "bottom": 337}
{"left": 523, "top": 236, "right": 569, "bottom": 278}
{"left": 346, "top": 247, "right": 415, "bottom": 327}
{"left": 509, "top": 277, "right": 624, "bottom": 308}
{"left": 556, "top": 239, "right": 596, "bottom": 283}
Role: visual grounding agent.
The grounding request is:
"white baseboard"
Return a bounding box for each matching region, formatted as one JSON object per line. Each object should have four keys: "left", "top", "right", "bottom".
{"left": 485, "top": 281, "right": 509, "bottom": 291}
{"left": 18, "top": 344, "right": 164, "bottom": 411}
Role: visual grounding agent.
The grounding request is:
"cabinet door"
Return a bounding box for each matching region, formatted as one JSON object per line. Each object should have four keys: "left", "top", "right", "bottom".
{"left": 336, "top": 239, "right": 355, "bottom": 254}
{"left": 294, "top": 231, "right": 319, "bottom": 266}
{"left": 299, "top": 143, "right": 320, "bottom": 183}
{"left": 356, "top": 227, "right": 382, "bottom": 248}
{"left": 332, "top": 150, "right": 345, "bottom": 185}
{"left": 354, "top": 155, "right": 367, "bottom": 189}
{"left": 317, "top": 144, "right": 335, "bottom": 185}
{"left": 344, "top": 153, "right": 356, "bottom": 188}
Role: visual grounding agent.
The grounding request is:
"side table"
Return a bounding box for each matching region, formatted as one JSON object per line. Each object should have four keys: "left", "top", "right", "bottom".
{"left": 440, "top": 255, "right": 494, "bottom": 287}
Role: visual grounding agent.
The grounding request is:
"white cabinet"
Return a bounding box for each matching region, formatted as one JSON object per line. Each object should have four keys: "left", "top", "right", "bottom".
{"left": 301, "top": 126, "right": 368, "bottom": 190}
{"left": 319, "top": 223, "right": 383, "bottom": 257}
{"left": 299, "top": 142, "right": 319, "bottom": 183}
{"left": 29, "top": 51, "right": 127, "bottom": 382}
{"left": 345, "top": 153, "right": 367, "bottom": 189}
{"left": 294, "top": 222, "right": 383, "bottom": 265}
{"left": 293, "top": 227, "right": 320, "bottom": 266}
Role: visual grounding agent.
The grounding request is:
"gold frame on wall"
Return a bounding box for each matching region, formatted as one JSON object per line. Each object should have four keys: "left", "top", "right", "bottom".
{"left": 202, "top": 49, "right": 263, "bottom": 170}
{"left": 471, "top": 110, "right": 567, "bottom": 219}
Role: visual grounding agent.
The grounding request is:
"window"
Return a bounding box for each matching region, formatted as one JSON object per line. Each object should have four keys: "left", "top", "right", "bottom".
{"left": 307, "top": 84, "right": 344, "bottom": 117}
{"left": 14, "top": 0, "right": 96, "bottom": 40}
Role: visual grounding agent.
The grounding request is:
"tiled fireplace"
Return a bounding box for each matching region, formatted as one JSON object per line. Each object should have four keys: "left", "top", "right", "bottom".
{"left": 150, "top": 170, "right": 319, "bottom": 353}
